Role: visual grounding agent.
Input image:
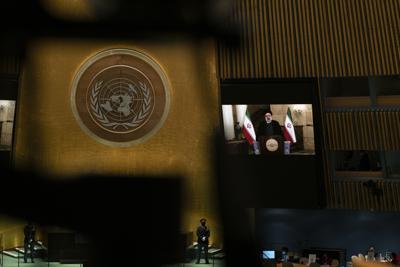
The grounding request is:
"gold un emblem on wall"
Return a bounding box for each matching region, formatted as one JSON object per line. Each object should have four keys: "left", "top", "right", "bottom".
{"left": 71, "top": 48, "right": 170, "bottom": 147}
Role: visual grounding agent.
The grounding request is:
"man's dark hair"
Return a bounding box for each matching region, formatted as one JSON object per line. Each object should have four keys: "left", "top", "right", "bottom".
{"left": 264, "top": 109, "right": 273, "bottom": 115}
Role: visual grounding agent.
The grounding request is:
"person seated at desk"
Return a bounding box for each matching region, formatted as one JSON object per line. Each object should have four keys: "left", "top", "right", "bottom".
{"left": 257, "top": 109, "right": 283, "bottom": 140}
{"left": 299, "top": 257, "right": 309, "bottom": 265}
{"left": 320, "top": 253, "right": 332, "bottom": 265}
{"left": 366, "top": 246, "right": 377, "bottom": 261}
{"left": 391, "top": 252, "right": 400, "bottom": 265}
{"left": 280, "top": 247, "right": 289, "bottom": 262}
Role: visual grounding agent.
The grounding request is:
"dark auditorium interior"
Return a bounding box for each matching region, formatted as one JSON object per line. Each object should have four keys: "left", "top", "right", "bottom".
{"left": 0, "top": 1, "right": 400, "bottom": 267}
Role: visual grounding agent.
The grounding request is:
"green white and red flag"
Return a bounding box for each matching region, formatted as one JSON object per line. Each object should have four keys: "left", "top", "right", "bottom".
{"left": 283, "top": 107, "right": 296, "bottom": 143}
{"left": 242, "top": 110, "right": 256, "bottom": 145}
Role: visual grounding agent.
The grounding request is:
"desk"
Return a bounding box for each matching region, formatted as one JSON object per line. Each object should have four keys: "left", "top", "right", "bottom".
{"left": 208, "top": 248, "right": 223, "bottom": 267}
{"left": 277, "top": 263, "right": 308, "bottom": 267}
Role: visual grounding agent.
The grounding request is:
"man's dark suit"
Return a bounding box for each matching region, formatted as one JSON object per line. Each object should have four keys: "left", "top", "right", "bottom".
{"left": 257, "top": 120, "right": 283, "bottom": 139}
{"left": 24, "top": 224, "right": 35, "bottom": 263}
{"left": 196, "top": 225, "right": 210, "bottom": 264}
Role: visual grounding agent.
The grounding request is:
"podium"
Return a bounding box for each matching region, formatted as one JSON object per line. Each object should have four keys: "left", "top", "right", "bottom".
{"left": 259, "top": 135, "right": 284, "bottom": 155}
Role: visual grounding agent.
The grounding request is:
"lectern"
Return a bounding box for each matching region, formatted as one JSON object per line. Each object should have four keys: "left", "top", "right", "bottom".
{"left": 259, "top": 135, "right": 284, "bottom": 155}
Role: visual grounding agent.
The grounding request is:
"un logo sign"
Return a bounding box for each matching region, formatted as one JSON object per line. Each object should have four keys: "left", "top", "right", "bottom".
{"left": 71, "top": 49, "right": 170, "bottom": 147}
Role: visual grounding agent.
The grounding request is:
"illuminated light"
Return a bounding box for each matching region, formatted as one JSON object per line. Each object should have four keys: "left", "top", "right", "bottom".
{"left": 0, "top": 101, "right": 9, "bottom": 108}
{"left": 40, "top": 0, "right": 95, "bottom": 21}
{"left": 292, "top": 104, "right": 307, "bottom": 112}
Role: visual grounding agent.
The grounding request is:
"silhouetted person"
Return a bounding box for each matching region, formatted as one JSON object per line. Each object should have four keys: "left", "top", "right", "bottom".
{"left": 24, "top": 222, "right": 35, "bottom": 263}
{"left": 359, "top": 151, "right": 371, "bottom": 171}
{"left": 196, "top": 218, "right": 210, "bottom": 264}
{"left": 281, "top": 247, "right": 289, "bottom": 262}
{"left": 391, "top": 252, "right": 399, "bottom": 265}
{"left": 343, "top": 151, "right": 355, "bottom": 170}
{"left": 321, "top": 253, "right": 331, "bottom": 265}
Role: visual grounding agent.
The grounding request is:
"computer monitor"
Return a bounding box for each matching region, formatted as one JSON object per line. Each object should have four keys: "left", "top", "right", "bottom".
{"left": 262, "top": 250, "right": 276, "bottom": 260}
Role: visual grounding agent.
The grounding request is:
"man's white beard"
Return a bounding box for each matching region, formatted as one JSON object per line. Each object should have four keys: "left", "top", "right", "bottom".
{"left": 265, "top": 118, "right": 272, "bottom": 123}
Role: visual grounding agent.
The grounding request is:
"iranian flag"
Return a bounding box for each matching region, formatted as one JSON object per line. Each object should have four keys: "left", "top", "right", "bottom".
{"left": 242, "top": 111, "right": 256, "bottom": 145}
{"left": 283, "top": 107, "right": 297, "bottom": 143}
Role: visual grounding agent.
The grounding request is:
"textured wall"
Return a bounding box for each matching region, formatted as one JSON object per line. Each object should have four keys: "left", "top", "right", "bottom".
{"left": 326, "top": 109, "right": 400, "bottom": 151}
{"left": 14, "top": 38, "right": 222, "bottom": 246}
{"left": 218, "top": 0, "right": 400, "bottom": 78}
{"left": 0, "top": 215, "right": 25, "bottom": 249}
{"left": 40, "top": 0, "right": 94, "bottom": 20}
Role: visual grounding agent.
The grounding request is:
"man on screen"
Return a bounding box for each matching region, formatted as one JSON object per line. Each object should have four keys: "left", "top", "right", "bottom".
{"left": 257, "top": 109, "right": 283, "bottom": 139}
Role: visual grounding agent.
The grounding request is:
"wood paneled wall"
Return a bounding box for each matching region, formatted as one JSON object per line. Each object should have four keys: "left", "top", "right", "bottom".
{"left": 328, "top": 180, "right": 400, "bottom": 211}
{"left": 218, "top": 0, "right": 400, "bottom": 79}
{"left": 326, "top": 109, "right": 400, "bottom": 150}
{"left": 0, "top": 55, "right": 20, "bottom": 75}
{"left": 324, "top": 108, "right": 400, "bottom": 211}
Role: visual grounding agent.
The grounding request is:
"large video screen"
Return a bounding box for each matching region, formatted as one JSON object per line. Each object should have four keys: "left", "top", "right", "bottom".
{"left": 222, "top": 104, "right": 315, "bottom": 155}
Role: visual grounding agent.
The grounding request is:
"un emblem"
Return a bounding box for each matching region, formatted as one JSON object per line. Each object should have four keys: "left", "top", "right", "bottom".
{"left": 71, "top": 49, "right": 170, "bottom": 146}
{"left": 266, "top": 138, "right": 279, "bottom": 152}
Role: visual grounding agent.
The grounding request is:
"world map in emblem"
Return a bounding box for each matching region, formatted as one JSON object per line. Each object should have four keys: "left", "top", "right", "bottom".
{"left": 89, "top": 71, "right": 153, "bottom": 133}
{"left": 71, "top": 49, "right": 170, "bottom": 147}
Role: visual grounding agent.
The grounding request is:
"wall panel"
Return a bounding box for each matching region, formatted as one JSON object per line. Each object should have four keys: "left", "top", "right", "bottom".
{"left": 325, "top": 109, "right": 400, "bottom": 150}
{"left": 218, "top": 0, "right": 400, "bottom": 79}
{"left": 329, "top": 180, "right": 400, "bottom": 211}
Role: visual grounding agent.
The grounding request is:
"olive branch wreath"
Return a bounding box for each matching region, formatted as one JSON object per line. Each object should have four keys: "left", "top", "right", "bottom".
{"left": 90, "top": 81, "right": 152, "bottom": 130}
